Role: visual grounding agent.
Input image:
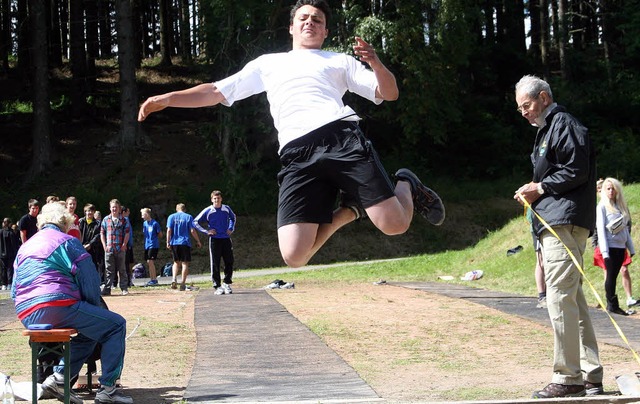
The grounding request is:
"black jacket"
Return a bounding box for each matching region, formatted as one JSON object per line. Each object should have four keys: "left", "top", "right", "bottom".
{"left": 531, "top": 104, "right": 597, "bottom": 236}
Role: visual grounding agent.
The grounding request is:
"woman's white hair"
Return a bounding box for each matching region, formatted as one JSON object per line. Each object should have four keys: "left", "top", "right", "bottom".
{"left": 37, "top": 201, "right": 75, "bottom": 232}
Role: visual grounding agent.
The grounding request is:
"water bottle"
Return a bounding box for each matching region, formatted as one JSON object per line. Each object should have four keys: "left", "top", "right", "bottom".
{"left": 1, "top": 376, "right": 15, "bottom": 404}
{"left": 616, "top": 373, "right": 640, "bottom": 396}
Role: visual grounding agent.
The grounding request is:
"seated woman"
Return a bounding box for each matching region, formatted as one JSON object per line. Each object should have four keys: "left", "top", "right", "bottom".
{"left": 11, "top": 201, "right": 134, "bottom": 404}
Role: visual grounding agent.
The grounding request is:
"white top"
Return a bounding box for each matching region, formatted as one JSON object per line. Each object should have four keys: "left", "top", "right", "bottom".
{"left": 214, "top": 49, "right": 382, "bottom": 152}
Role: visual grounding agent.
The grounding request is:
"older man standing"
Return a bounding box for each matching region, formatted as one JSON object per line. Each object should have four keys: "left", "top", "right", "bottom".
{"left": 514, "top": 75, "right": 602, "bottom": 398}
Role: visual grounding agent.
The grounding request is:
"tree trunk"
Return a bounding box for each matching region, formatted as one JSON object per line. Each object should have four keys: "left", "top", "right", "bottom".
{"left": 539, "top": 0, "right": 550, "bottom": 79}
{"left": 529, "top": 0, "right": 541, "bottom": 66}
{"left": 27, "top": 0, "right": 53, "bottom": 181}
{"left": 179, "top": 0, "right": 191, "bottom": 62}
{"left": 59, "top": 0, "right": 68, "bottom": 57}
{"left": 48, "top": 0, "right": 63, "bottom": 67}
{"left": 131, "top": 0, "right": 141, "bottom": 68}
{"left": 191, "top": 0, "right": 197, "bottom": 56}
{"left": 17, "top": 0, "right": 30, "bottom": 77}
{"left": 116, "top": 0, "right": 139, "bottom": 149}
{"left": 69, "top": 0, "right": 89, "bottom": 116}
{"left": 98, "top": 0, "right": 112, "bottom": 57}
{"left": 0, "top": 0, "right": 9, "bottom": 72}
{"left": 557, "top": 0, "right": 569, "bottom": 79}
{"left": 158, "top": 0, "right": 172, "bottom": 66}
{"left": 85, "top": 0, "right": 99, "bottom": 90}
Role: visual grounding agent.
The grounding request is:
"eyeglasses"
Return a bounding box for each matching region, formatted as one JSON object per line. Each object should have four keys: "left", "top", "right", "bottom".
{"left": 517, "top": 92, "right": 541, "bottom": 114}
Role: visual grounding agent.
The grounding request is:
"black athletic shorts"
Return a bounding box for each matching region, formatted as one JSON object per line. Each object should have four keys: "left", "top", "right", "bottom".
{"left": 170, "top": 245, "right": 191, "bottom": 262}
{"left": 144, "top": 248, "right": 159, "bottom": 261}
{"left": 276, "top": 120, "right": 395, "bottom": 228}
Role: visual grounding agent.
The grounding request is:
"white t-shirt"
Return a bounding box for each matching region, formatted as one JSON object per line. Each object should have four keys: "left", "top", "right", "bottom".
{"left": 214, "top": 49, "right": 382, "bottom": 152}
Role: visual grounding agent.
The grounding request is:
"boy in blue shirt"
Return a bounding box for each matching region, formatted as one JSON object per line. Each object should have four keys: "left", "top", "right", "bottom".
{"left": 141, "top": 208, "right": 163, "bottom": 286}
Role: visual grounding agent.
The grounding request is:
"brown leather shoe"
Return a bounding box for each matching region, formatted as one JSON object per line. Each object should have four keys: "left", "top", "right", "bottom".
{"left": 532, "top": 383, "right": 586, "bottom": 398}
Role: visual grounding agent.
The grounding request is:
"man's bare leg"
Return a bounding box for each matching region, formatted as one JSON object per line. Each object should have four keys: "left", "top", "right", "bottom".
{"left": 278, "top": 181, "right": 415, "bottom": 268}
{"left": 181, "top": 262, "right": 190, "bottom": 286}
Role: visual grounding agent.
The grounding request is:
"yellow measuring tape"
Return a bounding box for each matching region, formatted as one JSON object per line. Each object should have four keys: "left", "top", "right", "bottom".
{"left": 518, "top": 192, "right": 640, "bottom": 366}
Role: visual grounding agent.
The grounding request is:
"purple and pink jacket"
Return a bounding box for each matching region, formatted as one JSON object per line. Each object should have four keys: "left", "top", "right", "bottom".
{"left": 11, "top": 224, "right": 102, "bottom": 320}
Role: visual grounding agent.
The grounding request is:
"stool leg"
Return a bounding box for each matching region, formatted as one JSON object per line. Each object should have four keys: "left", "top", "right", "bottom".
{"left": 63, "top": 340, "right": 71, "bottom": 404}
{"left": 31, "top": 341, "right": 39, "bottom": 404}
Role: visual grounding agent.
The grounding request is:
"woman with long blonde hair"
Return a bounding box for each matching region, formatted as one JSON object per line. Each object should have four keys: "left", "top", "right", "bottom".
{"left": 596, "top": 178, "right": 636, "bottom": 315}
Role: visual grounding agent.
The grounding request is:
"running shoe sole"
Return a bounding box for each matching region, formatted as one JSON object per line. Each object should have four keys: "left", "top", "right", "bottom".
{"left": 395, "top": 168, "right": 445, "bottom": 226}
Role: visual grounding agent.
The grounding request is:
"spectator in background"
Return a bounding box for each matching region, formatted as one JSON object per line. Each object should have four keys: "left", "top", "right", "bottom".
{"left": 46, "top": 195, "right": 60, "bottom": 203}
{"left": 122, "top": 206, "right": 135, "bottom": 287}
{"left": 514, "top": 74, "right": 602, "bottom": 398}
{"left": 94, "top": 210, "right": 102, "bottom": 221}
{"left": 166, "top": 203, "right": 201, "bottom": 291}
{"left": 11, "top": 201, "right": 133, "bottom": 404}
{"left": 66, "top": 196, "right": 82, "bottom": 240}
{"left": 0, "top": 217, "right": 20, "bottom": 290}
{"left": 100, "top": 199, "right": 130, "bottom": 296}
{"left": 141, "top": 207, "right": 163, "bottom": 286}
{"left": 595, "top": 177, "right": 636, "bottom": 316}
{"left": 194, "top": 190, "right": 237, "bottom": 295}
{"left": 593, "top": 178, "right": 638, "bottom": 309}
{"left": 18, "top": 199, "right": 40, "bottom": 243}
{"left": 80, "top": 203, "right": 105, "bottom": 282}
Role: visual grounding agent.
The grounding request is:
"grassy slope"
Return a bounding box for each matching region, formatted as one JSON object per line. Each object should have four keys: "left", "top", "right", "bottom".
{"left": 238, "top": 183, "right": 640, "bottom": 308}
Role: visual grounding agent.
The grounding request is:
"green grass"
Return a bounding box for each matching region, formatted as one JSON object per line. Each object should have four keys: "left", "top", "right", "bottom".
{"left": 236, "top": 182, "right": 640, "bottom": 306}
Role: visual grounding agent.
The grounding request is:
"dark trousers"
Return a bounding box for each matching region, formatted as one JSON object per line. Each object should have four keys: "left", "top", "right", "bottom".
{"left": 209, "top": 237, "right": 234, "bottom": 287}
{"left": 604, "top": 247, "right": 626, "bottom": 309}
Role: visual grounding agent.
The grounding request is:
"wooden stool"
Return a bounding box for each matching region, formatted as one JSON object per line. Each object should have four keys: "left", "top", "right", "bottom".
{"left": 23, "top": 328, "right": 77, "bottom": 404}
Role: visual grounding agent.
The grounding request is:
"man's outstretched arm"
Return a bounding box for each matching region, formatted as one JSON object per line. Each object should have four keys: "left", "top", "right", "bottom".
{"left": 138, "top": 83, "right": 227, "bottom": 121}
{"left": 353, "top": 36, "right": 398, "bottom": 101}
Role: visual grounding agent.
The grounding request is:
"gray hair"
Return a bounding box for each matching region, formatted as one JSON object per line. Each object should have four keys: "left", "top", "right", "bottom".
{"left": 515, "top": 75, "right": 553, "bottom": 100}
{"left": 37, "top": 201, "right": 75, "bottom": 232}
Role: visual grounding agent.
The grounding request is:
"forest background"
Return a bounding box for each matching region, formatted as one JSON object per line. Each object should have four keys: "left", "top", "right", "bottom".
{"left": 1, "top": 0, "right": 640, "bottom": 269}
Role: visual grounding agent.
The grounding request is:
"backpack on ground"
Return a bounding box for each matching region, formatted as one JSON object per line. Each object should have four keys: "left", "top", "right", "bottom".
{"left": 132, "top": 262, "right": 148, "bottom": 279}
{"left": 161, "top": 262, "right": 173, "bottom": 277}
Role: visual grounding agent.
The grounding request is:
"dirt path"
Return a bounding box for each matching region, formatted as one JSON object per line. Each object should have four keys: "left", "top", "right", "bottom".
{"left": 1, "top": 282, "right": 638, "bottom": 403}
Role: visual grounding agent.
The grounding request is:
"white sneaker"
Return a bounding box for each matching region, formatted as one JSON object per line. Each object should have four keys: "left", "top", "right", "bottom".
{"left": 628, "top": 297, "right": 640, "bottom": 307}
{"left": 94, "top": 385, "right": 134, "bottom": 403}
{"left": 281, "top": 282, "right": 295, "bottom": 289}
{"left": 214, "top": 287, "right": 226, "bottom": 295}
{"left": 41, "top": 373, "right": 84, "bottom": 404}
{"left": 122, "top": 290, "right": 129, "bottom": 296}
{"left": 222, "top": 283, "right": 233, "bottom": 294}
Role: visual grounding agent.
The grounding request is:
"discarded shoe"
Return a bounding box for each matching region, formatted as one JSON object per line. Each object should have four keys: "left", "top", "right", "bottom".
{"left": 281, "top": 282, "right": 295, "bottom": 289}
{"left": 264, "top": 279, "right": 286, "bottom": 289}
{"left": 395, "top": 168, "right": 445, "bottom": 226}
{"left": 507, "top": 245, "right": 523, "bottom": 256}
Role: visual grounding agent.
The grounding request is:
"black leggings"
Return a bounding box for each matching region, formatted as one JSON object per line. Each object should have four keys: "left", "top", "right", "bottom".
{"left": 604, "top": 247, "right": 626, "bottom": 301}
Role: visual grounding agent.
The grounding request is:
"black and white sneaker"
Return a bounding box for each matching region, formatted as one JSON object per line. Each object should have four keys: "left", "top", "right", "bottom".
{"left": 339, "top": 191, "right": 366, "bottom": 221}
{"left": 395, "top": 168, "right": 445, "bottom": 226}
